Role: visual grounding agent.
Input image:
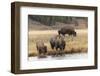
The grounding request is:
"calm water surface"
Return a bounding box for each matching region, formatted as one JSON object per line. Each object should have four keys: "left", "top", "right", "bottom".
{"left": 29, "top": 53, "right": 88, "bottom": 61}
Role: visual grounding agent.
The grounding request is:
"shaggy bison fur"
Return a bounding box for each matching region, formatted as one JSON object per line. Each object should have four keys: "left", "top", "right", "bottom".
{"left": 36, "top": 41, "right": 47, "bottom": 56}
{"left": 58, "top": 26, "right": 77, "bottom": 37}
{"left": 50, "top": 35, "right": 66, "bottom": 52}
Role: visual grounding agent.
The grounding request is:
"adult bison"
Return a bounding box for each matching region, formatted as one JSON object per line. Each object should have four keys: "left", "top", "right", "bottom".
{"left": 50, "top": 35, "right": 66, "bottom": 52}
{"left": 58, "top": 26, "right": 77, "bottom": 37}
{"left": 36, "top": 41, "right": 47, "bottom": 56}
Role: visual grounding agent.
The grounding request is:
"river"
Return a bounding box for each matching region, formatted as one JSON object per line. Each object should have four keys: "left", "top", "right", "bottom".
{"left": 28, "top": 53, "right": 88, "bottom": 61}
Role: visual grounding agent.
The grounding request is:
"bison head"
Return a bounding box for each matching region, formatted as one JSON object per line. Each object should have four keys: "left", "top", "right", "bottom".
{"left": 73, "top": 31, "right": 77, "bottom": 37}
{"left": 58, "top": 30, "right": 61, "bottom": 35}
{"left": 58, "top": 30, "right": 65, "bottom": 36}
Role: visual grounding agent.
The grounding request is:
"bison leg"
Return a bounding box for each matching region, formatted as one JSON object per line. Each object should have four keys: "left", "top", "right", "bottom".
{"left": 38, "top": 49, "right": 42, "bottom": 56}
{"left": 44, "top": 46, "right": 47, "bottom": 55}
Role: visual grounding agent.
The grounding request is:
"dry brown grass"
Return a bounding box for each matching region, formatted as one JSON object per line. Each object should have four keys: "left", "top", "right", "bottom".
{"left": 28, "top": 29, "right": 88, "bottom": 57}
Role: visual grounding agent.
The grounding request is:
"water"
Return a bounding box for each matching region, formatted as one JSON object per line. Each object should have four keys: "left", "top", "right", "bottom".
{"left": 28, "top": 53, "right": 87, "bottom": 61}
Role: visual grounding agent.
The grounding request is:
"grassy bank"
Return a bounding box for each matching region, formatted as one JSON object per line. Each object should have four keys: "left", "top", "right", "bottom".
{"left": 28, "top": 29, "right": 88, "bottom": 57}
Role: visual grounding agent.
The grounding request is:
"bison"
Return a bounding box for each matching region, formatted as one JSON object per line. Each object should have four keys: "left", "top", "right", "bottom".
{"left": 36, "top": 41, "right": 47, "bottom": 56}
{"left": 58, "top": 26, "right": 77, "bottom": 37}
{"left": 50, "top": 35, "right": 66, "bottom": 52}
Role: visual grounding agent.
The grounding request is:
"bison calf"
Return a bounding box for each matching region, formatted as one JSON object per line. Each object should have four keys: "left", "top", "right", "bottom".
{"left": 36, "top": 41, "right": 47, "bottom": 56}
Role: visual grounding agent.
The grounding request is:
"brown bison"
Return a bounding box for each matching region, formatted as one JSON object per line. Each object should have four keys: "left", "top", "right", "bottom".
{"left": 58, "top": 26, "right": 77, "bottom": 37}
{"left": 36, "top": 41, "right": 47, "bottom": 56}
{"left": 50, "top": 35, "right": 66, "bottom": 52}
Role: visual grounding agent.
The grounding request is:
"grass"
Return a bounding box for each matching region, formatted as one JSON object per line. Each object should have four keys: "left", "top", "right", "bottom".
{"left": 28, "top": 29, "right": 88, "bottom": 57}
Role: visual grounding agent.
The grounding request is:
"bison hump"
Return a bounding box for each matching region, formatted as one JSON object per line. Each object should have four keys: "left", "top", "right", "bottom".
{"left": 61, "top": 26, "right": 75, "bottom": 30}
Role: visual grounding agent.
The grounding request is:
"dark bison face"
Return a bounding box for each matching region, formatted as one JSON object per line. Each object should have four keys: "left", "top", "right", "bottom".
{"left": 73, "top": 31, "right": 77, "bottom": 37}
{"left": 58, "top": 30, "right": 65, "bottom": 36}
{"left": 43, "top": 46, "right": 47, "bottom": 54}
{"left": 58, "top": 30, "right": 61, "bottom": 35}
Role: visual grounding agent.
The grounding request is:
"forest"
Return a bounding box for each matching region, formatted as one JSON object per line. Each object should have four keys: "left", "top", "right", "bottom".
{"left": 28, "top": 15, "right": 87, "bottom": 27}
